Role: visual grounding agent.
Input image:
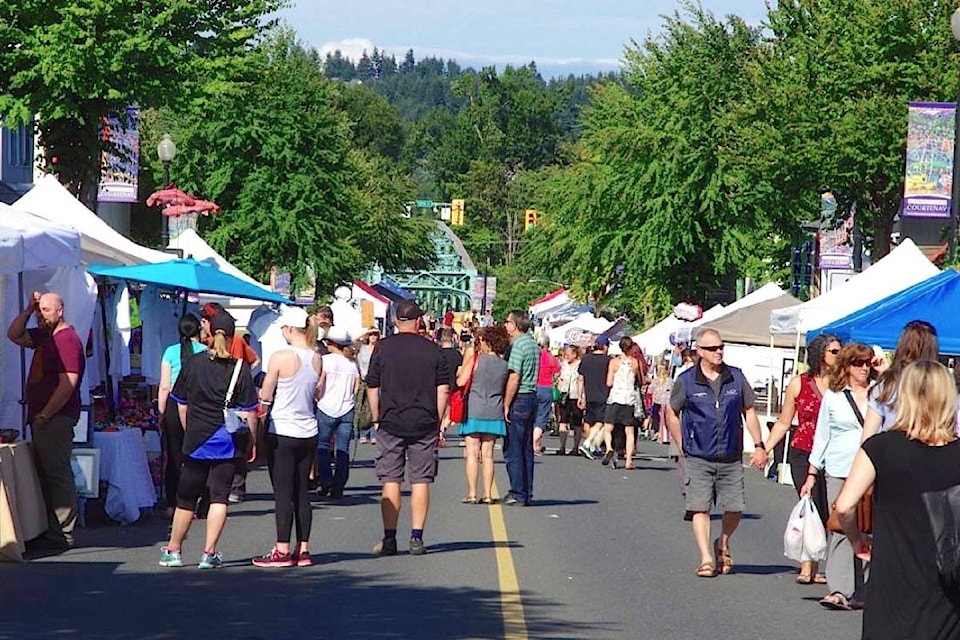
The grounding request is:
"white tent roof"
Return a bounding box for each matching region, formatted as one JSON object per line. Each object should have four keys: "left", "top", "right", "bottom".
{"left": 0, "top": 203, "right": 81, "bottom": 274}
{"left": 770, "top": 238, "right": 940, "bottom": 335}
{"left": 168, "top": 228, "right": 270, "bottom": 290}
{"left": 530, "top": 289, "right": 571, "bottom": 317}
{"left": 546, "top": 312, "right": 617, "bottom": 347}
{"left": 13, "top": 174, "right": 172, "bottom": 265}
{"left": 633, "top": 303, "right": 727, "bottom": 355}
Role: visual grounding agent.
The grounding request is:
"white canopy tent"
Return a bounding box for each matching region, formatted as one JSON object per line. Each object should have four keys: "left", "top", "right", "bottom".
{"left": 632, "top": 303, "right": 730, "bottom": 357}
{"left": 545, "top": 312, "right": 621, "bottom": 349}
{"left": 770, "top": 238, "right": 939, "bottom": 336}
{"left": 0, "top": 205, "right": 98, "bottom": 431}
{"left": 529, "top": 289, "right": 571, "bottom": 318}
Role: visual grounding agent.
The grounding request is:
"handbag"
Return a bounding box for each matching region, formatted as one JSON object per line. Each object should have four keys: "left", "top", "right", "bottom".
{"left": 551, "top": 384, "right": 563, "bottom": 402}
{"left": 922, "top": 484, "right": 960, "bottom": 594}
{"left": 826, "top": 389, "right": 873, "bottom": 534}
{"left": 223, "top": 359, "right": 249, "bottom": 434}
{"left": 353, "top": 381, "right": 373, "bottom": 431}
{"left": 448, "top": 352, "right": 479, "bottom": 424}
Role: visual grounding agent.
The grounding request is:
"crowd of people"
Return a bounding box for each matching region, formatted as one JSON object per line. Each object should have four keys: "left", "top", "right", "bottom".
{"left": 10, "top": 289, "right": 960, "bottom": 638}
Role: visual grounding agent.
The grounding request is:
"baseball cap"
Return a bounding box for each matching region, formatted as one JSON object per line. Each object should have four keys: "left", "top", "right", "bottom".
{"left": 323, "top": 325, "right": 352, "bottom": 346}
{"left": 594, "top": 335, "right": 610, "bottom": 347}
{"left": 208, "top": 310, "right": 236, "bottom": 337}
{"left": 395, "top": 300, "right": 423, "bottom": 322}
{"left": 201, "top": 302, "right": 226, "bottom": 320}
{"left": 278, "top": 305, "right": 309, "bottom": 328}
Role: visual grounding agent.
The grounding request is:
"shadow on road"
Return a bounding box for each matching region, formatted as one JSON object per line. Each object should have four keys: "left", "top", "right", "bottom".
{"left": 731, "top": 564, "right": 797, "bottom": 576}
{"left": 0, "top": 559, "right": 591, "bottom": 639}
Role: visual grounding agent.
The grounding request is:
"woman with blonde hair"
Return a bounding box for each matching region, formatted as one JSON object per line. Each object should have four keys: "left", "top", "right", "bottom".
{"left": 799, "top": 342, "right": 873, "bottom": 610}
{"left": 860, "top": 320, "right": 938, "bottom": 442}
{"left": 835, "top": 360, "right": 960, "bottom": 639}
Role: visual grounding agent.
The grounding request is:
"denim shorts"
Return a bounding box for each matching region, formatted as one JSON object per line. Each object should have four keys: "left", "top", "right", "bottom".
{"left": 535, "top": 386, "right": 554, "bottom": 428}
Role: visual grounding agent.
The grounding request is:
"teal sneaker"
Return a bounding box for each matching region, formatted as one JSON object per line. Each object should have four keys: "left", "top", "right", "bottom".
{"left": 198, "top": 551, "right": 223, "bottom": 569}
{"left": 159, "top": 547, "right": 183, "bottom": 567}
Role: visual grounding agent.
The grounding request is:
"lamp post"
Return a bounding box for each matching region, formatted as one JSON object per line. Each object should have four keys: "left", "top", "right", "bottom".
{"left": 950, "top": 9, "right": 960, "bottom": 262}
{"left": 157, "top": 134, "right": 177, "bottom": 247}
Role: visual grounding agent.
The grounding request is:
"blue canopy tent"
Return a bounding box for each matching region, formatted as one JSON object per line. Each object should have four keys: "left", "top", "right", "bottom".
{"left": 808, "top": 269, "right": 960, "bottom": 353}
{"left": 87, "top": 258, "right": 290, "bottom": 304}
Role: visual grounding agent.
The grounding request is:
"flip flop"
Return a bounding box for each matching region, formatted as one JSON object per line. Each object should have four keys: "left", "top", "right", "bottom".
{"left": 695, "top": 561, "right": 717, "bottom": 578}
{"left": 714, "top": 538, "right": 733, "bottom": 575}
{"left": 461, "top": 496, "right": 479, "bottom": 504}
{"left": 479, "top": 497, "right": 496, "bottom": 505}
{"left": 820, "top": 591, "right": 852, "bottom": 611}
{"left": 796, "top": 574, "right": 814, "bottom": 585}
{"left": 814, "top": 574, "right": 828, "bottom": 584}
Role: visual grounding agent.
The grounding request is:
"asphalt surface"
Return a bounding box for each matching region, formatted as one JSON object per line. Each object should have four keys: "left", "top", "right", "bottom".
{"left": 0, "top": 435, "right": 862, "bottom": 640}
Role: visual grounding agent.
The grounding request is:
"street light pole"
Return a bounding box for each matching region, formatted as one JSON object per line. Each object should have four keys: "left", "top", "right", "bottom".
{"left": 157, "top": 134, "right": 177, "bottom": 248}
{"left": 950, "top": 9, "right": 960, "bottom": 262}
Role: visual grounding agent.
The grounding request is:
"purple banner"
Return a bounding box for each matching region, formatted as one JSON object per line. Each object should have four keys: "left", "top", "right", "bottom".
{"left": 97, "top": 106, "right": 139, "bottom": 203}
{"left": 902, "top": 102, "right": 954, "bottom": 219}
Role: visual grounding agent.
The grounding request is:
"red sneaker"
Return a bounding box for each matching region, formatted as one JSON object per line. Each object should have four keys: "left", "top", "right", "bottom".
{"left": 251, "top": 549, "right": 295, "bottom": 568}
{"left": 294, "top": 552, "right": 313, "bottom": 567}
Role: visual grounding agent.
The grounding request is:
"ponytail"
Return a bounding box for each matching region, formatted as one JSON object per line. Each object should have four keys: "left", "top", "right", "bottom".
{"left": 178, "top": 313, "right": 201, "bottom": 367}
{"left": 210, "top": 330, "right": 232, "bottom": 359}
{"left": 304, "top": 315, "right": 319, "bottom": 346}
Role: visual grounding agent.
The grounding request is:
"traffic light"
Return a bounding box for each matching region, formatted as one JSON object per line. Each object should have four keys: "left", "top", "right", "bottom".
{"left": 451, "top": 199, "right": 465, "bottom": 226}
{"left": 525, "top": 208, "right": 538, "bottom": 231}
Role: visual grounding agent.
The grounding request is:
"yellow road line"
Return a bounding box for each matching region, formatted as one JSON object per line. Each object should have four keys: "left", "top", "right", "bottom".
{"left": 488, "top": 481, "right": 528, "bottom": 640}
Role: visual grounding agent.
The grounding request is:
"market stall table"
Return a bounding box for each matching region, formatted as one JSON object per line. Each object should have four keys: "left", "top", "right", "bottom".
{"left": 0, "top": 442, "right": 47, "bottom": 561}
{"left": 93, "top": 430, "right": 156, "bottom": 524}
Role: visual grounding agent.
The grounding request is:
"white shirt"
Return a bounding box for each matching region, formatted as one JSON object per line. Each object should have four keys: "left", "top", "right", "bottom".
{"left": 269, "top": 347, "right": 320, "bottom": 438}
{"left": 316, "top": 353, "right": 360, "bottom": 419}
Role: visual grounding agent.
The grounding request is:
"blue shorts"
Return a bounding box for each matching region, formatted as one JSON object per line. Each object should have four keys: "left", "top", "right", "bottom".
{"left": 535, "top": 386, "right": 554, "bottom": 428}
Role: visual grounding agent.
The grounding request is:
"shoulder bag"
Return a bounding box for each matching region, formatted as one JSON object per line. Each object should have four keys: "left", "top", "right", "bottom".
{"left": 448, "top": 352, "right": 480, "bottom": 424}
{"left": 826, "top": 390, "right": 873, "bottom": 534}
{"left": 922, "top": 483, "right": 960, "bottom": 595}
{"left": 223, "top": 359, "right": 249, "bottom": 434}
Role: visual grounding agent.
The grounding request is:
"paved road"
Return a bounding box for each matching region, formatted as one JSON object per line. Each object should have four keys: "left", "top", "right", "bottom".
{"left": 1, "top": 435, "right": 862, "bottom": 639}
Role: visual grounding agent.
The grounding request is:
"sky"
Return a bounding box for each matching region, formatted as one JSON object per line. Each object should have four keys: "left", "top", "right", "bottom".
{"left": 279, "top": 0, "right": 770, "bottom": 78}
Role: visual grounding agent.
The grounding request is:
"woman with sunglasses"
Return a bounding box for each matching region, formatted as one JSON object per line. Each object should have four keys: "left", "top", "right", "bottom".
{"left": 860, "top": 320, "right": 938, "bottom": 443}
{"left": 760, "top": 333, "right": 841, "bottom": 584}
{"left": 799, "top": 342, "right": 874, "bottom": 611}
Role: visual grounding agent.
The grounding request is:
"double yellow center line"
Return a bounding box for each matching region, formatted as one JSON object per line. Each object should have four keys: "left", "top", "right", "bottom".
{"left": 488, "top": 482, "right": 529, "bottom": 639}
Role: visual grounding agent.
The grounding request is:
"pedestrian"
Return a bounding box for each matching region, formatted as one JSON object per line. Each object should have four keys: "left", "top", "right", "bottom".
{"left": 673, "top": 347, "right": 695, "bottom": 379}
{"left": 309, "top": 304, "right": 334, "bottom": 355}
{"left": 534, "top": 337, "right": 561, "bottom": 456}
{"left": 366, "top": 301, "right": 451, "bottom": 555}
{"left": 665, "top": 328, "right": 768, "bottom": 578}
{"left": 601, "top": 337, "right": 640, "bottom": 469}
{"left": 160, "top": 310, "right": 258, "bottom": 569}
{"left": 480, "top": 309, "right": 494, "bottom": 328}
{"left": 250, "top": 306, "right": 320, "bottom": 567}
{"left": 556, "top": 345, "right": 583, "bottom": 455}
{"left": 860, "top": 320, "right": 938, "bottom": 441}
{"left": 577, "top": 335, "right": 611, "bottom": 458}
{"left": 356, "top": 326, "right": 381, "bottom": 444}
{"left": 799, "top": 342, "right": 873, "bottom": 609}
{"left": 834, "top": 360, "right": 960, "bottom": 639}
{"left": 502, "top": 310, "right": 540, "bottom": 506}
{"left": 7, "top": 291, "right": 85, "bottom": 550}
{"left": 761, "top": 333, "right": 840, "bottom": 584}
{"left": 157, "top": 313, "right": 207, "bottom": 518}
{"left": 458, "top": 325, "right": 510, "bottom": 504}
{"left": 438, "top": 327, "right": 463, "bottom": 434}
{"left": 315, "top": 326, "right": 361, "bottom": 500}
{"left": 443, "top": 306, "right": 455, "bottom": 329}
{"left": 647, "top": 362, "right": 673, "bottom": 443}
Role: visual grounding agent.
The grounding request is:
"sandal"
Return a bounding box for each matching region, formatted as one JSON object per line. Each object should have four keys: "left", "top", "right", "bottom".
{"left": 714, "top": 538, "right": 733, "bottom": 575}
{"left": 695, "top": 561, "right": 717, "bottom": 578}
{"left": 479, "top": 497, "right": 496, "bottom": 505}
{"left": 796, "top": 574, "right": 814, "bottom": 585}
{"left": 814, "top": 573, "right": 828, "bottom": 584}
{"left": 820, "top": 591, "right": 852, "bottom": 611}
{"left": 461, "top": 496, "right": 479, "bottom": 504}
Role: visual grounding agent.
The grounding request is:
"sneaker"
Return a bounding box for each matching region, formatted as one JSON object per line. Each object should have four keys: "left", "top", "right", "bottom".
{"left": 294, "top": 552, "right": 314, "bottom": 567}
{"left": 369, "top": 438, "right": 377, "bottom": 445}
{"left": 359, "top": 437, "right": 370, "bottom": 444}
{"left": 227, "top": 492, "right": 244, "bottom": 504}
{"left": 601, "top": 450, "right": 615, "bottom": 466}
{"left": 409, "top": 538, "right": 426, "bottom": 556}
{"left": 198, "top": 551, "right": 223, "bottom": 569}
{"left": 252, "top": 548, "right": 295, "bottom": 568}
{"left": 158, "top": 547, "right": 183, "bottom": 567}
{"left": 578, "top": 444, "right": 595, "bottom": 460}
{"left": 372, "top": 537, "right": 398, "bottom": 557}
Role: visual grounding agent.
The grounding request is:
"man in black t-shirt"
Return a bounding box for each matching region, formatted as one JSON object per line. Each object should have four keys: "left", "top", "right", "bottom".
{"left": 576, "top": 335, "right": 611, "bottom": 458}
{"left": 366, "top": 300, "right": 451, "bottom": 557}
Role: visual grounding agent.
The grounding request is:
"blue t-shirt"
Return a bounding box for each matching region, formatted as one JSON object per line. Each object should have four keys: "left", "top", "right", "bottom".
{"left": 162, "top": 341, "right": 208, "bottom": 385}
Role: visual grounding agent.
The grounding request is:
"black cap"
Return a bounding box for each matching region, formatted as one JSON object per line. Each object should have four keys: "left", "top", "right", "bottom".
{"left": 208, "top": 310, "right": 236, "bottom": 338}
{"left": 395, "top": 300, "right": 423, "bottom": 322}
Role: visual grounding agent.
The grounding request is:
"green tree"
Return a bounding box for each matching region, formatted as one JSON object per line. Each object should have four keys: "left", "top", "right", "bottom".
{"left": 0, "top": 0, "right": 281, "bottom": 205}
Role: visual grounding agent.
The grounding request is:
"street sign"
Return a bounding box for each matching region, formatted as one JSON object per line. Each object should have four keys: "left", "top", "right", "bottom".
{"left": 415, "top": 199, "right": 434, "bottom": 208}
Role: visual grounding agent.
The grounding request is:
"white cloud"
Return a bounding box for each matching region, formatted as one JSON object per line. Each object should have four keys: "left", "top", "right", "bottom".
{"left": 318, "top": 37, "right": 377, "bottom": 61}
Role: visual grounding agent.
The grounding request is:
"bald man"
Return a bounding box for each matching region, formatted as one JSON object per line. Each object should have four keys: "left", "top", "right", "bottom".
{"left": 8, "top": 291, "right": 85, "bottom": 550}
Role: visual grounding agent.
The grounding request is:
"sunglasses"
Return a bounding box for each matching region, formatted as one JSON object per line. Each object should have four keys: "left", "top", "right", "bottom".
{"left": 827, "top": 348, "right": 841, "bottom": 355}
{"left": 699, "top": 344, "right": 724, "bottom": 352}
{"left": 850, "top": 359, "right": 872, "bottom": 368}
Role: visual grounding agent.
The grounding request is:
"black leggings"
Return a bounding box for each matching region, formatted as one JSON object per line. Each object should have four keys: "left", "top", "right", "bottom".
{"left": 265, "top": 433, "right": 318, "bottom": 544}
{"left": 162, "top": 403, "right": 185, "bottom": 509}
{"left": 176, "top": 457, "right": 237, "bottom": 510}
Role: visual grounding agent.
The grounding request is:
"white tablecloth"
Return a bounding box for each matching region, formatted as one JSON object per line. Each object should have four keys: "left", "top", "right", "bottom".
{"left": 93, "top": 430, "right": 156, "bottom": 524}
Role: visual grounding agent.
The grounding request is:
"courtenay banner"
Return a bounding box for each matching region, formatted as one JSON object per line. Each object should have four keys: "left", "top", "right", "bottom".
{"left": 902, "top": 102, "right": 954, "bottom": 219}
{"left": 97, "top": 106, "right": 139, "bottom": 203}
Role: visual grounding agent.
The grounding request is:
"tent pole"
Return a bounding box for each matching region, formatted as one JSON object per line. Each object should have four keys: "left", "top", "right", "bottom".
{"left": 766, "top": 335, "right": 774, "bottom": 417}
{"left": 17, "top": 273, "right": 27, "bottom": 437}
{"left": 99, "top": 286, "right": 115, "bottom": 420}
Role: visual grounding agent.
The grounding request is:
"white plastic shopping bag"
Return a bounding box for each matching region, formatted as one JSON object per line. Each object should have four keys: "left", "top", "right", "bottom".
{"left": 784, "top": 496, "right": 828, "bottom": 562}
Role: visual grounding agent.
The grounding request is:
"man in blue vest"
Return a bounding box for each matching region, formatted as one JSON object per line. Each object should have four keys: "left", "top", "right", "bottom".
{"left": 665, "top": 328, "right": 768, "bottom": 578}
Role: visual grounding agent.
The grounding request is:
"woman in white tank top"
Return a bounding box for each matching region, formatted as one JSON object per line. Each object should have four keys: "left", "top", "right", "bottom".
{"left": 600, "top": 338, "right": 640, "bottom": 469}
{"left": 252, "top": 307, "right": 321, "bottom": 568}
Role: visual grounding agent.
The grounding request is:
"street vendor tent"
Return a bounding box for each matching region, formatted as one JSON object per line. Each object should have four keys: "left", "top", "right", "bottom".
{"left": 545, "top": 312, "right": 627, "bottom": 348}
{"left": 13, "top": 175, "right": 172, "bottom": 265}
{"left": 808, "top": 269, "right": 960, "bottom": 353}
{"left": 704, "top": 293, "right": 802, "bottom": 348}
{"left": 529, "top": 289, "right": 570, "bottom": 318}
{"left": 769, "top": 238, "right": 939, "bottom": 336}
{"left": 0, "top": 205, "right": 97, "bottom": 430}
{"left": 168, "top": 229, "right": 270, "bottom": 290}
